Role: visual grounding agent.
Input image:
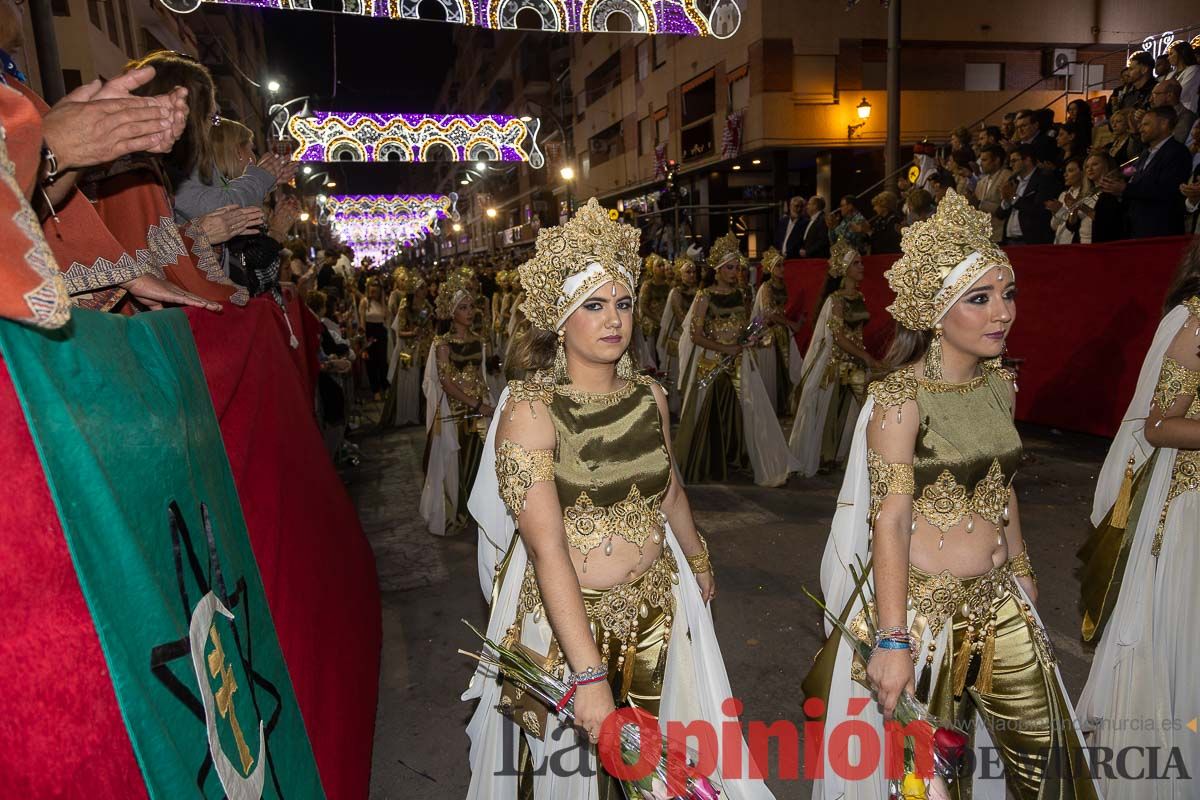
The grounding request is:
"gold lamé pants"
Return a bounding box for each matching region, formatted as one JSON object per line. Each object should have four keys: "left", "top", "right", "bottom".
{"left": 910, "top": 564, "right": 1099, "bottom": 800}
{"left": 516, "top": 553, "right": 676, "bottom": 799}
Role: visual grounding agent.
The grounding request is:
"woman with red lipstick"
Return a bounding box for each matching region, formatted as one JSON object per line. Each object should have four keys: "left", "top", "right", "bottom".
{"left": 1077, "top": 238, "right": 1200, "bottom": 800}
{"left": 463, "top": 200, "right": 774, "bottom": 799}
{"left": 807, "top": 191, "right": 1100, "bottom": 800}
{"left": 674, "top": 231, "right": 794, "bottom": 487}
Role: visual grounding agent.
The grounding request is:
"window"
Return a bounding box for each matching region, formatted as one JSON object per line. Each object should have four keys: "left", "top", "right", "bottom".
{"left": 964, "top": 63, "right": 1003, "bottom": 91}
{"left": 681, "top": 73, "right": 715, "bottom": 126}
{"left": 86, "top": 0, "right": 100, "bottom": 28}
{"left": 120, "top": 0, "right": 135, "bottom": 56}
{"left": 105, "top": 0, "right": 120, "bottom": 46}
{"left": 62, "top": 69, "right": 83, "bottom": 93}
{"left": 638, "top": 116, "right": 652, "bottom": 155}
{"left": 653, "top": 36, "right": 667, "bottom": 69}
{"left": 681, "top": 121, "right": 713, "bottom": 161}
{"left": 584, "top": 52, "right": 622, "bottom": 105}
{"left": 51, "top": 0, "right": 70, "bottom": 16}
{"left": 654, "top": 108, "right": 669, "bottom": 144}
{"left": 588, "top": 121, "right": 623, "bottom": 167}
{"left": 728, "top": 65, "right": 749, "bottom": 113}
{"left": 636, "top": 39, "right": 651, "bottom": 82}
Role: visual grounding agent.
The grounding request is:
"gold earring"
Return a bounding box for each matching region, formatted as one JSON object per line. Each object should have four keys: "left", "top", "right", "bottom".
{"left": 617, "top": 350, "right": 635, "bottom": 380}
{"left": 554, "top": 330, "right": 569, "bottom": 383}
{"left": 926, "top": 324, "right": 944, "bottom": 381}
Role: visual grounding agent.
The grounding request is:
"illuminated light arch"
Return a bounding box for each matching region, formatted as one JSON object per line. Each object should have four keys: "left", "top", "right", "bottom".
{"left": 419, "top": 137, "right": 460, "bottom": 162}
{"left": 326, "top": 136, "right": 368, "bottom": 162}
{"left": 157, "top": 0, "right": 728, "bottom": 36}
{"left": 580, "top": 0, "right": 653, "bottom": 33}
{"left": 375, "top": 138, "right": 413, "bottom": 162}
{"left": 288, "top": 112, "right": 544, "bottom": 168}
{"left": 465, "top": 138, "right": 501, "bottom": 162}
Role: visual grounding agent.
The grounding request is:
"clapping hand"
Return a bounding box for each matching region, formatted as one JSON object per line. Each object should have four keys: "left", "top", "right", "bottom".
{"left": 197, "top": 205, "right": 266, "bottom": 245}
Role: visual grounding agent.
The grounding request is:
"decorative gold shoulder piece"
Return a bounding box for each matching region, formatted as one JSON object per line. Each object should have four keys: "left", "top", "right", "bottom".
{"left": 517, "top": 198, "right": 641, "bottom": 332}
{"left": 868, "top": 366, "right": 918, "bottom": 412}
{"left": 981, "top": 357, "right": 1016, "bottom": 384}
{"left": 507, "top": 371, "right": 556, "bottom": 418}
{"left": 708, "top": 231, "right": 745, "bottom": 268}
{"left": 1184, "top": 296, "right": 1200, "bottom": 322}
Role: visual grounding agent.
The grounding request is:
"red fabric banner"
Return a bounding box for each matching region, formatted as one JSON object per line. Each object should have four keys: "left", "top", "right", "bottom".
{"left": 782, "top": 236, "right": 1194, "bottom": 437}
{"left": 0, "top": 296, "right": 380, "bottom": 799}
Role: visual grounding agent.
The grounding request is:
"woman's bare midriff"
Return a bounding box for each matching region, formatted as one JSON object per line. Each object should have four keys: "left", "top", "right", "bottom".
{"left": 570, "top": 535, "right": 665, "bottom": 591}
{"left": 908, "top": 513, "right": 1009, "bottom": 578}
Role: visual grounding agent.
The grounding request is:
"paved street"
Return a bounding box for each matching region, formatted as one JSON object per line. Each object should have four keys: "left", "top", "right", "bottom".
{"left": 346, "top": 415, "right": 1111, "bottom": 799}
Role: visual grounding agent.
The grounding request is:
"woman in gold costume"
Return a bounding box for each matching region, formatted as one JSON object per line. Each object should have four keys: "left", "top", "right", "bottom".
{"left": 807, "top": 191, "right": 1100, "bottom": 800}
{"left": 635, "top": 253, "right": 671, "bottom": 371}
{"left": 463, "top": 199, "right": 774, "bottom": 799}
{"left": 788, "top": 240, "right": 883, "bottom": 476}
{"left": 419, "top": 271, "right": 496, "bottom": 536}
{"left": 379, "top": 266, "right": 423, "bottom": 428}
{"left": 674, "top": 232, "right": 794, "bottom": 487}
{"left": 1076, "top": 239, "right": 1200, "bottom": 800}
{"left": 655, "top": 254, "right": 699, "bottom": 417}
{"left": 752, "top": 247, "right": 806, "bottom": 416}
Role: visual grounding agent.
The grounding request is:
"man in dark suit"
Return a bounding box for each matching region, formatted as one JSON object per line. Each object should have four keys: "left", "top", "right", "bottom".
{"left": 1101, "top": 105, "right": 1194, "bottom": 238}
{"left": 998, "top": 145, "right": 1062, "bottom": 244}
{"left": 1014, "top": 109, "right": 1059, "bottom": 167}
{"left": 799, "top": 195, "right": 830, "bottom": 259}
{"left": 775, "top": 195, "right": 807, "bottom": 258}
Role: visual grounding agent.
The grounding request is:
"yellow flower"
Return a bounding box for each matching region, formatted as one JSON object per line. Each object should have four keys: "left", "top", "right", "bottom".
{"left": 902, "top": 773, "right": 927, "bottom": 799}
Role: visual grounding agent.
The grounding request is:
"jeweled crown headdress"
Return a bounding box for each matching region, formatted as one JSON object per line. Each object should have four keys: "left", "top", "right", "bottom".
{"left": 673, "top": 254, "right": 696, "bottom": 280}
{"left": 884, "top": 190, "right": 1012, "bottom": 330}
{"left": 435, "top": 270, "right": 476, "bottom": 319}
{"left": 828, "top": 239, "right": 857, "bottom": 278}
{"left": 644, "top": 253, "right": 668, "bottom": 279}
{"left": 708, "top": 231, "right": 745, "bottom": 269}
{"left": 518, "top": 197, "right": 641, "bottom": 332}
{"left": 761, "top": 247, "right": 784, "bottom": 275}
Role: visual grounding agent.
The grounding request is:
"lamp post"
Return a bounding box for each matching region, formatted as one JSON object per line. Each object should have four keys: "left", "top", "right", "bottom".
{"left": 847, "top": 97, "right": 872, "bottom": 138}
{"left": 486, "top": 207, "right": 498, "bottom": 252}
{"left": 560, "top": 165, "right": 576, "bottom": 217}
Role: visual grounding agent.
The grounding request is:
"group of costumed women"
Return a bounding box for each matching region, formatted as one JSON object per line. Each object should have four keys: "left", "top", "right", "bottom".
{"left": 438, "top": 189, "right": 1198, "bottom": 798}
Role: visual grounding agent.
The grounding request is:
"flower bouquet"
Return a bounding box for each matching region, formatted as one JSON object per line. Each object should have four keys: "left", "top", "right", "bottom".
{"left": 696, "top": 316, "right": 768, "bottom": 391}
{"left": 803, "top": 559, "right": 967, "bottom": 800}
{"left": 461, "top": 621, "right": 722, "bottom": 800}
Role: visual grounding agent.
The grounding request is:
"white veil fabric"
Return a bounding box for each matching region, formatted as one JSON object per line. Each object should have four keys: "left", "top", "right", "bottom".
{"left": 788, "top": 296, "right": 835, "bottom": 476}
{"left": 1076, "top": 304, "right": 1193, "bottom": 794}
{"left": 462, "top": 387, "right": 778, "bottom": 800}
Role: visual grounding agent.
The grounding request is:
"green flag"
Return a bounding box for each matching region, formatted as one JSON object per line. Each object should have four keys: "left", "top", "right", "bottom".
{"left": 0, "top": 309, "right": 325, "bottom": 799}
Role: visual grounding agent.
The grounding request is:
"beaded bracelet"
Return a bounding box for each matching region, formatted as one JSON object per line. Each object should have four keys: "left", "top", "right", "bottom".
{"left": 566, "top": 664, "right": 608, "bottom": 687}
{"left": 686, "top": 535, "right": 713, "bottom": 575}
{"left": 875, "top": 638, "right": 912, "bottom": 651}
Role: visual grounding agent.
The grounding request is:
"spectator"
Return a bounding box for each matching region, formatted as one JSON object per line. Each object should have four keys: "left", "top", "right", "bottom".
{"left": 866, "top": 191, "right": 902, "bottom": 254}
{"left": 1150, "top": 79, "right": 1198, "bottom": 144}
{"left": 1107, "top": 109, "right": 1144, "bottom": 166}
{"left": 927, "top": 171, "right": 953, "bottom": 204}
{"left": 1100, "top": 105, "right": 1193, "bottom": 238}
{"left": 1001, "top": 112, "right": 1017, "bottom": 144}
{"left": 904, "top": 188, "right": 935, "bottom": 226}
{"left": 1156, "top": 54, "right": 1174, "bottom": 80}
{"left": 1057, "top": 121, "right": 1092, "bottom": 163}
{"left": 829, "top": 194, "right": 867, "bottom": 251}
{"left": 1119, "top": 51, "right": 1158, "bottom": 111}
{"left": 1049, "top": 158, "right": 1095, "bottom": 244}
{"left": 1180, "top": 120, "right": 1200, "bottom": 233}
{"left": 1167, "top": 41, "right": 1199, "bottom": 114}
{"left": 998, "top": 144, "right": 1062, "bottom": 244}
{"left": 973, "top": 144, "right": 1013, "bottom": 242}
{"left": 799, "top": 195, "right": 830, "bottom": 258}
{"left": 1081, "top": 152, "right": 1126, "bottom": 241}
{"left": 1015, "top": 109, "right": 1059, "bottom": 165}
{"left": 948, "top": 127, "right": 975, "bottom": 163}
{"left": 775, "top": 194, "right": 807, "bottom": 258}
{"left": 1107, "top": 68, "right": 1133, "bottom": 118}
{"left": 950, "top": 150, "right": 977, "bottom": 196}
{"left": 981, "top": 125, "right": 1003, "bottom": 148}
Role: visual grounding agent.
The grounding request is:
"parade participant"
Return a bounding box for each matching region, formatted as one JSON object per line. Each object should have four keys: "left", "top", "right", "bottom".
{"left": 806, "top": 191, "right": 1100, "bottom": 800}
{"left": 751, "top": 247, "right": 805, "bottom": 415}
{"left": 636, "top": 253, "right": 671, "bottom": 370}
{"left": 655, "top": 254, "right": 699, "bottom": 416}
{"left": 419, "top": 271, "right": 495, "bottom": 536}
{"left": 462, "top": 198, "right": 774, "bottom": 799}
{"left": 360, "top": 277, "right": 390, "bottom": 399}
{"left": 491, "top": 269, "right": 513, "bottom": 355}
{"left": 788, "top": 239, "right": 883, "bottom": 476}
{"left": 1077, "top": 238, "right": 1200, "bottom": 799}
{"left": 379, "top": 267, "right": 422, "bottom": 428}
{"left": 674, "top": 232, "right": 794, "bottom": 487}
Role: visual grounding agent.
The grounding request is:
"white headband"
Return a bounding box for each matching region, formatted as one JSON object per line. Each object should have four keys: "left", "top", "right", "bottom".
{"left": 934, "top": 251, "right": 1013, "bottom": 323}
{"left": 555, "top": 262, "right": 632, "bottom": 330}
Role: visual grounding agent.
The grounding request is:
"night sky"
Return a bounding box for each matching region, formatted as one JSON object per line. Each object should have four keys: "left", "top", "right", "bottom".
{"left": 262, "top": 9, "right": 456, "bottom": 194}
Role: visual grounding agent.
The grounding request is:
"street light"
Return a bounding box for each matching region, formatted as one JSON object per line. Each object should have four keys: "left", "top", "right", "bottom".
{"left": 476, "top": 160, "right": 487, "bottom": 173}
{"left": 519, "top": 115, "right": 533, "bottom": 122}
{"left": 486, "top": 208, "right": 497, "bottom": 219}
{"left": 560, "top": 165, "right": 576, "bottom": 216}
{"left": 302, "top": 165, "right": 312, "bottom": 175}
{"left": 267, "top": 79, "right": 281, "bottom": 94}
{"left": 452, "top": 222, "right": 463, "bottom": 232}
{"left": 847, "top": 97, "right": 873, "bottom": 138}
{"left": 560, "top": 166, "right": 575, "bottom": 181}
{"left": 299, "top": 211, "right": 310, "bottom": 222}
{"left": 325, "top": 181, "right": 337, "bottom": 188}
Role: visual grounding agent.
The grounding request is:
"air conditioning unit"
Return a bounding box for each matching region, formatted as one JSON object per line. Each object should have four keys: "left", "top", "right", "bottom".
{"left": 1051, "top": 48, "right": 1077, "bottom": 77}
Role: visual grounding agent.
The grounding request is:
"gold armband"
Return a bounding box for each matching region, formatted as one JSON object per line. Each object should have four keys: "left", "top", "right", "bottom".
{"left": 867, "top": 449, "right": 915, "bottom": 524}
{"left": 686, "top": 535, "right": 713, "bottom": 575}
{"left": 1009, "top": 547, "right": 1036, "bottom": 583}
{"left": 496, "top": 440, "right": 555, "bottom": 516}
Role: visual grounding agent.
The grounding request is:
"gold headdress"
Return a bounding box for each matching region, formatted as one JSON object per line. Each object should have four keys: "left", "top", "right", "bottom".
{"left": 708, "top": 231, "right": 745, "bottom": 269}
{"left": 884, "top": 189, "right": 1012, "bottom": 331}
{"left": 517, "top": 197, "right": 641, "bottom": 332}
{"left": 436, "top": 271, "right": 476, "bottom": 319}
{"left": 644, "top": 253, "right": 667, "bottom": 279}
{"left": 673, "top": 254, "right": 696, "bottom": 280}
{"left": 761, "top": 247, "right": 785, "bottom": 275}
{"left": 392, "top": 266, "right": 412, "bottom": 294}
{"left": 828, "top": 239, "right": 857, "bottom": 279}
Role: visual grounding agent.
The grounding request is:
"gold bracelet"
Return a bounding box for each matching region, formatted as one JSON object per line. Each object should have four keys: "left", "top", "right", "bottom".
{"left": 1009, "top": 547, "right": 1036, "bottom": 583}
{"left": 686, "top": 535, "right": 712, "bottom": 575}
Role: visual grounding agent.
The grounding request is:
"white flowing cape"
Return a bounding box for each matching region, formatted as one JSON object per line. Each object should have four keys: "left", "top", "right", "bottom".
{"left": 1076, "top": 303, "right": 1195, "bottom": 798}
{"left": 813, "top": 398, "right": 1097, "bottom": 800}
{"left": 462, "top": 386, "right": 777, "bottom": 800}
{"left": 788, "top": 296, "right": 857, "bottom": 477}
{"left": 750, "top": 283, "right": 805, "bottom": 415}
{"left": 676, "top": 297, "right": 796, "bottom": 488}
{"left": 419, "top": 340, "right": 494, "bottom": 536}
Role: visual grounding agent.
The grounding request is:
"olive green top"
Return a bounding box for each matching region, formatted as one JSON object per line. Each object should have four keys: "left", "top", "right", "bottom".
{"left": 869, "top": 364, "right": 1021, "bottom": 529}
{"left": 544, "top": 376, "right": 671, "bottom": 510}
{"left": 639, "top": 281, "right": 671, "bottom": 332}
{"left": 699, "top": 286, "right": 750, "bottom": 345}
{"left": 439, "top": 334, "right": 488, "bottom": 412}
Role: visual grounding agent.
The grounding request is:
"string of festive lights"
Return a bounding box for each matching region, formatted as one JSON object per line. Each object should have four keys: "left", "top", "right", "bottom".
{"left": 289, "top": 113, "right": 545, "bottom": 167}
{"left": 156, "top": 0, "right": 741, "bottom": 38}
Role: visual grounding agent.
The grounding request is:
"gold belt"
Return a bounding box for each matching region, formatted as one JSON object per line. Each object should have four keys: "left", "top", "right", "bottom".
{"left": 1154, "top": 449, "right": 1200, "bottom": 557}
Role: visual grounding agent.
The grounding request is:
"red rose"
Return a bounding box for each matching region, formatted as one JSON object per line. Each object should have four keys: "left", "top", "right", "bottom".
{"left": 933, "top": 727, "right": 968, "bottom": 764}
